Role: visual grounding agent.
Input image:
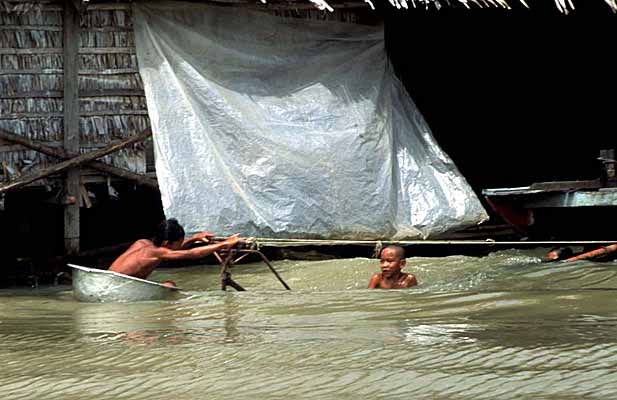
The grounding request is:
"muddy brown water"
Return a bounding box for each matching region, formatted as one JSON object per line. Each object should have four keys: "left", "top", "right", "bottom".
{"left": 2, "top": 248, "right": 617, "bottom": 399}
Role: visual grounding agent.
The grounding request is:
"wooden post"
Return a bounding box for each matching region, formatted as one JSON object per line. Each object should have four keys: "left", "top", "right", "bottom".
{"left": 63, "top": 0, "right": 80, "bottom": 254}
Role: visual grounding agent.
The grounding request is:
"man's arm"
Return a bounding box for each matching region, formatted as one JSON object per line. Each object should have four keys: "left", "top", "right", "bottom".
{"left": 180, "top": 231, "right": 215, "bottom": 250}
{"left": 367, "top": 273, "right": 381, "bottom": 289}
{"left": 156, "top": 235, "right": 240, "bottom": 261}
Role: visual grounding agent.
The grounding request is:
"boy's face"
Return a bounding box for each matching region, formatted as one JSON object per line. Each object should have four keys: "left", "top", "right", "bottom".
{"left": 379, "top": 248, "right": 405, "bottom": 277}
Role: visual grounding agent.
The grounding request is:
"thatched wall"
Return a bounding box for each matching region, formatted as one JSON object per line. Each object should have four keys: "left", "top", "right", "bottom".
{"left": 0, "top": 0, "right": 375, "bottom": 187}
{"left": 0, "top": 0, "right": 148, "bottom": 186}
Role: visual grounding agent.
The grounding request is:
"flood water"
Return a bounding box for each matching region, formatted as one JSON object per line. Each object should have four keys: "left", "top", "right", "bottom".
{"left": 2, "top": 248, "right": 617, "bottom": 399}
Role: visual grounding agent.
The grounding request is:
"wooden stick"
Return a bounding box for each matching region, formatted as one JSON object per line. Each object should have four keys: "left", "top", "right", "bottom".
{"left": 0, "top": 129, "right": 151, "bottom": 194}
{"left": 80, "top": 183, "right": 92, "bottom": 208}
{"left": 0, "top": 128, "right": 158, "bottom": 188}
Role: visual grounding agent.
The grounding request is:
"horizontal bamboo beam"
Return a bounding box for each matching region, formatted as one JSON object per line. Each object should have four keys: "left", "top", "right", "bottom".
{"left": 0, "top": 69, "right": 63, "bottom": 75}
{"left": 0, "top": 47, "right": 135, "bottom": 55}
{"left": 82, "top": 27, "right": 134, "bottom": 32}
{"left": 0, "top": 25, "right": 63, "bottom": 31}
{"left": 1, "top": 91, "right": 64, "bottom": 99}
{"left": 80, "top": 89, "right": 145, "bottom": 97}
{"left": 0, "top": 110, "right": 148, "bottom": 120}
{"left": 1, "top": 89, "right": 146, "bottom": 99}
{"left": 0, "top": 68, "right": 138, "bottom": 75}
{"left": 80, "top": 47, "right": 135, "bottom": 54}
{"left": 85, "top": 3, "right": 131, "bottom": 10}
{"left": 80, "top": 68, "right": 139, "bottom": 75}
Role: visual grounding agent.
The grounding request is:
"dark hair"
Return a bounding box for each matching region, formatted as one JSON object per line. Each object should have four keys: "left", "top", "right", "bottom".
{"left": 153, "top": 218, "right": 185, "bottom": 246}
{"left": 383, "top": 245, "right": 405, "bottom": 259}
{"left": 546, "top": 246, "right": 573, "bottom": 262}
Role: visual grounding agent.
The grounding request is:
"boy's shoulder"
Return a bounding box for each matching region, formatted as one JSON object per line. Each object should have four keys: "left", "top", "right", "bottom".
{"left": 401, "top": 273, "right": 418, "bottom": 286}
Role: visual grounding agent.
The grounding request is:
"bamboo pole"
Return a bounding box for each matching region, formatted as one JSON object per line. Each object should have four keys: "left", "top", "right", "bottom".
{"left": 0, "top": 130, "right": 151, "bottom": 195}
{"left": 0, "top": 128, "right": 158, "bottom": 188}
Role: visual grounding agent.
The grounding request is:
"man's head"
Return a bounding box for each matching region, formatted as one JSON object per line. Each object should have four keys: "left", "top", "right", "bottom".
{"left": 153, "top": 218, "right": 185, "bottom": 249}
{"left": 379, "top": 245, "right": 406, "bottom": 277}
{"left": 545, "top": 247, "right": 573, "bottom": 262}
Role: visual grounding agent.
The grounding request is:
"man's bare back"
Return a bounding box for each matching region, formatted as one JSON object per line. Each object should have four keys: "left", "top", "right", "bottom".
{"left": 109, "top": 239, "right": 164, "bottom": 279}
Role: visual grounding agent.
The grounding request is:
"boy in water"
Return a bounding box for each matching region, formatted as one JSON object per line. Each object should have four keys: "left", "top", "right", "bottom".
{"left": 109, "top": 218, "right": 240, "bottom": 286}
{"left": 368, "top": 245, "right": 417, "bottom": 289}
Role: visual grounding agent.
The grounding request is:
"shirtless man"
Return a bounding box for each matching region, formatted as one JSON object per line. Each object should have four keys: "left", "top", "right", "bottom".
{"left": 368, "top": 245, "right": 417, "bottom": 289}
{"left": 109, "top": 218, "right": 240, "bottom": 286}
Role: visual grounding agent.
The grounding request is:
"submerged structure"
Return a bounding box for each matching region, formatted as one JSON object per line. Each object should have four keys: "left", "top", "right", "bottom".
{"left": 483, "top": 150, "right": 617, "bottom": 240}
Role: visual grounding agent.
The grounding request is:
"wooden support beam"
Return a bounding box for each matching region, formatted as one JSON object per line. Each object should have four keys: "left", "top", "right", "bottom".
{"left": 0, "top": 68, "right": 138, "bottom": 75}
{"left": 0, "top": 130, "right": 151, "bottom": 195}
{"left": 0, "top": 47, "right": 135, "bottom": 55}
{"left": 1, "top": 89, "right": 146, "bottom": 99}
{"left": 64, "top": 0, "right": 80, "bottom": 254}
{"left": 0, "top": 128, "right": 158, "bottom": 188}
{"left": 0, "top": 110, "right": 148, "bottom": 120}
{"left": 80, "top": 183, "right": 92, "bottom": 208}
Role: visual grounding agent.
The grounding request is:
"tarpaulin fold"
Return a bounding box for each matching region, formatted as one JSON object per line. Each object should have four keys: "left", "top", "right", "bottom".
{"left": 133, "top": 2, "right": 488, "bottom": 238}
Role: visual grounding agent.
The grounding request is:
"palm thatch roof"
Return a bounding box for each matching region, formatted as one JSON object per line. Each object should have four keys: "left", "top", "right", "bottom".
{"left": 314, "top": 0, "right": 617, "bottom": 13}
{"left": 247, "top": 0, "right": 616, "bottom": 13}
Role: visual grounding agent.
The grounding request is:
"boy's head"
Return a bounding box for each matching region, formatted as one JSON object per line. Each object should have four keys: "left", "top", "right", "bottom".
{"left": 153, "top": 218, "right": 185, "bottom": 249}
{"left": 379, "top": 245, "right": 406, "bottom": 277}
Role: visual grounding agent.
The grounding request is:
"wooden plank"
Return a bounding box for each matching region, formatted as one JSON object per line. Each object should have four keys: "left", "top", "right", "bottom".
{"left": 0, "top": 68, "right": 139, "bottom": 75}
{"left": 80, "top": 182, "right": 92, "bottom": 208}
{"left": 0, "top": 47, "right": 135, "bottom": 55}
{"left": 0, "top": 48, "right": 63, "bottom": 55}
{"left": 83, "top": 27, "right": 134, "bottom": 32}
{"left": 1, "top": 89, "right": 146, "bottom": 99}
{"left": 0, "top": 141, "right": 142, "bottom": 153}
{"left": 79, "top": 68, "right": 139, "bottom": 75}
{"left": 0, "top": 25, "right": 63, "bottom": 31}
{"left": 80, "top": 89, "right": 145, "bottom": 97}
{"left": 0, "top": 111, "right": 147, "bottom": 119}
{"left": 0, "top": 113, "right": 64, "bottom": 120}
{"left": 85, "top": 3, "right": 132, "bottom": 10}
{"left": 64, "top": 0, "right": 81, "bottom": 254}
{"left": 0, "top": 91, "right": 63, "bottom": 99}
{"left": 79, "top": 47, "right": 135, "bottom": 54}
{"left": 81, "top": 110, "right": 149, "bottom": 117}
{"left": 0, "top": 69, "right": 63, "bottom": 75}
{"left": 529, "top": 180, "right": 603, "bottom": 192}
{"left": 0, "top": 129, "right": 152, "bottom": 195}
